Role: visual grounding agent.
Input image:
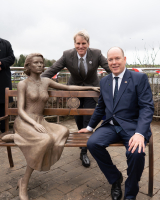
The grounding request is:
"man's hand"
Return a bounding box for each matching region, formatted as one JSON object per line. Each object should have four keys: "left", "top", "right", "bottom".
{"left": 128, "top": 134, "right": 145, "bottom": 153}
{"left": 78, "top": 128, "right": 92, "bottom": 133}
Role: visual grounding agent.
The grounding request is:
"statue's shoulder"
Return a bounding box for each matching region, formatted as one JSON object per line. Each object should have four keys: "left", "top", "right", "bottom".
{"left": 17, "top": 79, "right": 27, "bottom": 90}
{"left": 41, "top": 77, "right": 50, "bottom": 82}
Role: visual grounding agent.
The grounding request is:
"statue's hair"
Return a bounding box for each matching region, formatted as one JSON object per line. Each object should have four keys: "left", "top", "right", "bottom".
{"left": 24, "top": 53, "right": 45, "bottom": 76}
{"left": 73, "top": 30, "right": 90, "bottom": 44}
{"left": 107, "top": 47, "right": 125, "bottom": 57}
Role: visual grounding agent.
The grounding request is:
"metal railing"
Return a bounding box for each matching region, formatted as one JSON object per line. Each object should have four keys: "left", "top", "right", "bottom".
{"left": 8, "top": 67, "right": 160, "bottom": 123}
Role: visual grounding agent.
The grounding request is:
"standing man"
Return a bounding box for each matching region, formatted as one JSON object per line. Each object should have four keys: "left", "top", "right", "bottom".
{"left": 0, "top": 38, "right": 15, "bottom": 133}
{"left": 41, "top": 30, "right": 111, "bottom": 167}
{"left": 79, "top": 47, "right": 154, "bottom": 200}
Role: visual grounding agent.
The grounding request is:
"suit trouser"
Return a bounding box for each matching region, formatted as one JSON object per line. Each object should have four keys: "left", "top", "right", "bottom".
{"left": 0, "top": 103, "right": 5, "bottom": 133}
{"left": 74, "top": 97, "right": 96, "bottom": 153}
{"left": 87, "top": 124, "right": 146, "bottom": 199}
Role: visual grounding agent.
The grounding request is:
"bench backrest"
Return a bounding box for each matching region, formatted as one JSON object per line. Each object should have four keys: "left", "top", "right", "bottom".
{"left": 5, "top": 88, "right": 99, "bottom": 130}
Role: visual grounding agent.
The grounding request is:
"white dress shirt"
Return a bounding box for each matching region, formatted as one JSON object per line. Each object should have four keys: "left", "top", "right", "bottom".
{"left": 77, "top": 52, "right": 88, "bottom": 74}
{"left": 86, "top": 68, "right": 143, "bottom": 137}
{"left": 112, "top": 68, "right": 126, "bottom": 95}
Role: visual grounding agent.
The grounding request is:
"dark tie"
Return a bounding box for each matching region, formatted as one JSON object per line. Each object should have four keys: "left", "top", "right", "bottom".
{"left": 79, "top": 58, "right": 86, "bottom": 79}
{"left": 113, "top": 77, "right": 122, "bottom": 133}
{"left": 113, "top": 77, "right": 119, "bottom": 106}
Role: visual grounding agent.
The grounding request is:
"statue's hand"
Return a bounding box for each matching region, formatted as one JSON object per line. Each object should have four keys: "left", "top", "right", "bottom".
{"left": 34, "top": 123, "right": 47, "bottom": 133}
{"left": 93, "top": 87, "right": 100, "bottom": 93}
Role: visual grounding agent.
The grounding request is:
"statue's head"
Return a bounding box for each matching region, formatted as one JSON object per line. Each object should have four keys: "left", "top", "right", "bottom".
{"left": 24, "top": 53, "right": 45, "bottom": 76}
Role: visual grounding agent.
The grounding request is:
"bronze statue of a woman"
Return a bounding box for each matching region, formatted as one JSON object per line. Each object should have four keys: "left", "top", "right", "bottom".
{"left": 2, "top": 53, "right": 99, "bottom": 200}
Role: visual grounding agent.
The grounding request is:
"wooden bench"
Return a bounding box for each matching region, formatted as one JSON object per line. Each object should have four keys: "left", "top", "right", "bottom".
{"left": 0, "top": 88, "right": 153, "bottom": 197}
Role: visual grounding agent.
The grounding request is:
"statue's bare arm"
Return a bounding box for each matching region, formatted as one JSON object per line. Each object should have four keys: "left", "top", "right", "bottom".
{"left": 46, "top": 78, "right": 100, "bottom": 92}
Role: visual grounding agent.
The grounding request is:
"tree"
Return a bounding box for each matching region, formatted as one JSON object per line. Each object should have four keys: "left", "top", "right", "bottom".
{"left": 17, "top": 54, "right": 26, "bottom": 67}
{"left": 13, "top": 55, "right": 56, "bottom": 67}
{"left": 44, "top": 59, "right": 56, "bottom": 67}
{"left": 134, "top": 45, "right": 160, "bottom": 67}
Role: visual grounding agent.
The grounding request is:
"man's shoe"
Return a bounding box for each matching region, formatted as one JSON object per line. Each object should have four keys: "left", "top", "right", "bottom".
{"left": 80, "top": 153, "right": 90, "bottom": 167}
{"left": 111, "top": 172, "right": 123, "bottom": 200}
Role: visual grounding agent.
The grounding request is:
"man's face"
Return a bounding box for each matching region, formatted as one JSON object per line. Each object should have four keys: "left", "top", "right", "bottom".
{"left": 107, "top": 48, "right": 126, "bottom": 76}
{"left": 74, "top": 36, "right": 89, "bottom": 57}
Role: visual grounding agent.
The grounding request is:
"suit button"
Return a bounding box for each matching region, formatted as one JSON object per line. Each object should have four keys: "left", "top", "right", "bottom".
{"left": 113, "top": 114, "right": 115, "bottom": 117}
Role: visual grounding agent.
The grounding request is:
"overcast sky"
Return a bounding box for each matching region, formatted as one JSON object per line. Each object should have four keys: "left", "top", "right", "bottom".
{"left": 1, "top": 0, "right": 160, "bottom": 64}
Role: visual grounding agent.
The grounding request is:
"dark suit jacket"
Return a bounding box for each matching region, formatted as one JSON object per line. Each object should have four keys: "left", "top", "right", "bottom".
{"left": 41, "top": 48, "right": 110, "bottom": 87}
{"left": 88, "top": 69, "right": 154, "bottom": 141}
{"left": 0, "top": 38, "right": 15, "bottom": 103}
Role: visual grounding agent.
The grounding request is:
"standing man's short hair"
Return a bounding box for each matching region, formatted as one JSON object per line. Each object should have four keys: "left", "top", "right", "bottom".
{"left": 73, "top": 30, "right": 90, "bottom": 44}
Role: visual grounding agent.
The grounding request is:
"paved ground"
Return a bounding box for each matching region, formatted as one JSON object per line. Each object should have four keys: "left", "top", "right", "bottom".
{"left": 0, "top": 119, "right": 160, "bottom": 200}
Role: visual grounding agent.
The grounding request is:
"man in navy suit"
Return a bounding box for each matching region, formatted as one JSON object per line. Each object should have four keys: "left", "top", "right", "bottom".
{"left": 79, "top": 47, "right": 154, "bottom": 200}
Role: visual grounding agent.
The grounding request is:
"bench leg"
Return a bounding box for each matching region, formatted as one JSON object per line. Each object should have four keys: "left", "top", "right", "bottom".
{"left": 7, "top": 147, "right": 14, "bottom": 167}
{"left": 148, "top": 135, "right": 153, "bottom": 197}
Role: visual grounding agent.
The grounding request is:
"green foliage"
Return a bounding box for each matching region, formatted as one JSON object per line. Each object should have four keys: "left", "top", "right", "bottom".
{"left": 126, "top": 64, "right": 160, "bottom": 68}
{"left": 13, "top": 54, "right": 27, "bottom": 67}
{"left": 17, "top": 54, "right": 27, "bottom": 67}
{"left": 44, "top": 59, "right": 56, "bottom": 67}
{"left": 13, "top": 54, "right": 56, "bottom": 67}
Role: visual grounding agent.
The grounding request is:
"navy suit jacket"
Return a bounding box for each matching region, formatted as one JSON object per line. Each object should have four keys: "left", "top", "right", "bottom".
{"left": 88, "top": 69, "right": 154, "bottom": 141}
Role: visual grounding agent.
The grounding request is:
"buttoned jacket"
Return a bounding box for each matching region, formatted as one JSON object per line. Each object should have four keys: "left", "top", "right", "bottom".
{"left": 0, "top": 38, "right": 15, "bottom": 103}
{"left": 88, "top": 69, "right": 154, "bottom": 141}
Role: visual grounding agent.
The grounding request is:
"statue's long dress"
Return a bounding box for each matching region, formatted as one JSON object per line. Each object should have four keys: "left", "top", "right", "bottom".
{"left": 13, "top": 80, "right": 69, "bottom": 171}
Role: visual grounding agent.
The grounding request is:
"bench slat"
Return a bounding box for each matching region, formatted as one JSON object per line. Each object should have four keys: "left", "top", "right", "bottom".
{"left": 8, "top": 108, "right": 95, "bottom": 116}
{"left": 44, "top": 109, "right": 95, "bottom": 115}
{"left": 7, "top": 90, "right": 100, "bottom": 98}
{"left": 68, "top": 133, "right": 92, "bottom": 137}
{"left": 49, "top": 90, "right": 100, "bottom": 98}
{"left": 0, "top": 142, "right": 16, "bottom": 147}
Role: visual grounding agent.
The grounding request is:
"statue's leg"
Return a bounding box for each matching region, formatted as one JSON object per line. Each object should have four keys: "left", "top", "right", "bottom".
{"left": 17, "top": 165, "right": 34, "bottom": 200}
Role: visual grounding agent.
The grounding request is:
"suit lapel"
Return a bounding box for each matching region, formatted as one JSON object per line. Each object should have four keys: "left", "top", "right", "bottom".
{"left": 72, "top": 49, "right": 81, "bottom": 77}
{"left": 86, "top": 48, "right": 93, "bottom": 77}
{"left": 113, "top": 69, "right": 131, "bottom": 109}
{"left": 106, "top": 74, "right": 113, "bottom": 111}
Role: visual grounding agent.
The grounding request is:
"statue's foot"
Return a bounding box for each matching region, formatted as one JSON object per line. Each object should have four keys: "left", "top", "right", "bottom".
{"left": 16, "top": 178, "right": 29, "bottom": 200}
{"left": 2, "top": 134, "right": 14, "bottom": 143}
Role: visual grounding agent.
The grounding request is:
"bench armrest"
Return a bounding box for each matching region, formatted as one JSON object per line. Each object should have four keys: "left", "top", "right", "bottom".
{"left": 0, "top": 115, "right": 8, "bottom": 121}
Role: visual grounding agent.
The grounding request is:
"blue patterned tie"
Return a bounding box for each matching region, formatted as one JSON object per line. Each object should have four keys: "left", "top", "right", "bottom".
{"left": 113, "top": 77, "right": 122, "bottom": 133}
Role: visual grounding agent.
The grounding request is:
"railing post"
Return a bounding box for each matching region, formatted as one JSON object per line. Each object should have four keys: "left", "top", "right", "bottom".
{"left": 56, "top": 97, "right": 60, "bottom": 123}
